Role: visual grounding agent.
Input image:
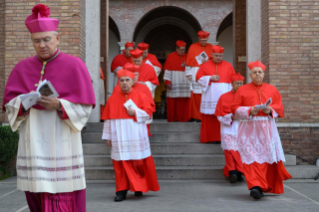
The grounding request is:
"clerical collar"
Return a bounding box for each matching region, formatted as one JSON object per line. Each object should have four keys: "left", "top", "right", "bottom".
{"left": 121, "top": 88, "right": 133, "bottom": 95}
{"left": 251, "top": 81, "right": 263, "bottom": 87}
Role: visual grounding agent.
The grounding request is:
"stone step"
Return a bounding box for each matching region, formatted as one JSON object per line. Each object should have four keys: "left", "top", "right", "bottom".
{"left": 83, "top": 143, "right": 224, "bottom": 154}
{"left": 85, "top": 122, "right": 201, "bottom": 133}
{"left": 83, "top": 154, "right": 296, "bottom": 167}
{"left": 84, "top": 165, "right": 319, "bottom": 180}
{"left": 82, "top": 132, "right": 200, "bottom": 143}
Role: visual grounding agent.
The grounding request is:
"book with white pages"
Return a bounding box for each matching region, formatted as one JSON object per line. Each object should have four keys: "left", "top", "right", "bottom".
{"left": 20, "top": 79, "right": 59, "bottom": 110}
{"left": 195, "top": 51, "right": 208, "bottom": 65}
{"left": 255, "top": 98, "right": 272, "bottom": 110}
{"left": 124, "top": 99, "right": 139, "bottom": 110}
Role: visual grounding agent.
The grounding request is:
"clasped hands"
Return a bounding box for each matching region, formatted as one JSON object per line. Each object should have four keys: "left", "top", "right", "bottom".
{"left": 210, "top": 75, "right": 220, "bottom": 81}
{"left": 30, "top": 91, "right": 61, "bottom": 110}
{"left": 250, "top": 106, "right": 271, "bottom": 116}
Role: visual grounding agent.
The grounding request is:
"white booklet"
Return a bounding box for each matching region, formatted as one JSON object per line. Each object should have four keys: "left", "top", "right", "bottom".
{"left": 145, "top": 59, "right": 153, "bottom": 66}
{"left": 195, "top": 51, "right": 208, "bottom": 65}
{"left": 255, "top": 98, "right": 272, "bottom": 110}
{"left": 20, "top": 79, "right": 59, "bottom": 110}
{"left": 123, "top": 99, "right": 139, "bottom": 110}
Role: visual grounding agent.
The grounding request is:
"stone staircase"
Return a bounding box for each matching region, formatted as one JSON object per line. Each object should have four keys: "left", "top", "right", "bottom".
{"left": 82, "top": 121, "right": 319, "bottom": 180}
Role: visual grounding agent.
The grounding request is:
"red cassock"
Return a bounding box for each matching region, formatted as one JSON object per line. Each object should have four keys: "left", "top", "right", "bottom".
{"left": 111, "top": 54, "right": 133, "bottom": 73}
{"left": 215, "top": 91, "right": 243, "bottom": 177}
{"left": 143, "top": 53, "right": 162, "bottom": 69}
{"left": 196, "top": 61, "right": 235, "bottom": 143}
{"left": 164, "top": 52, "right": 190, "bottom": 122}
{"left": 138, "top": 62, "right": 160, "bottom": 86}
{"left": 101, "top": 89, "right": 160, "bottom": 193}
{"left": 113, "top": 83, "right": 156, "bottom": 137}
{"left": 186, "top": 43, "right": 213, "bottom": 121}
{"left": 231, "top": 82, "right": 291, "bottom": 194}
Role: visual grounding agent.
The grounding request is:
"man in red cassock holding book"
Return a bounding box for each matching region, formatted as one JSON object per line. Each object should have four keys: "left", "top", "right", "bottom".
{"left": 196, "top": 45, "right": 235, "bottom": 143}
{"left": 102, "top": 69, "right": 160, "bottom": 202}
{"left": 185, "top": 31, "right": 213, "bottom": 121}
{"left": 215, "top": 72, "right": 245, "bottom": 183}
{"left": 231, "top": 60, "right": 291, "bottom": 200}
{"left": 164, "top": 40, "right": 190, "bottom": 122}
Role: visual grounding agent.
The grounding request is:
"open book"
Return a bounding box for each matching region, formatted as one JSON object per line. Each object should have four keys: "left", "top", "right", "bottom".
{"left": 255, "top": 98, "right": 272, "bottom": 110}
{"left": 20, "top": 79, "right": 59, "bottom": 110}
{"left": 195, "top": 51, "right": 208, "bottom": 65}
{"left": 123, "top": 99, "right": 139, "bottom": 110}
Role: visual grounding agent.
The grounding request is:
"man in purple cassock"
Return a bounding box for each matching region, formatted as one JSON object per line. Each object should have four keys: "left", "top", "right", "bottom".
{"left": 2, "top": 4, "right": 95, "bottom": 212}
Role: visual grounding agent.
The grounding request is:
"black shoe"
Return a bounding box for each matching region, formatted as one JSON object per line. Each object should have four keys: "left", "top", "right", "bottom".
{"left": 195, "top": 119, "right": 201, "bottom": 122}
{"left": 114, "top": 190, "right": 127, "bottom": 202}
{"left": 135, "top": 191, "right": 143, "bottom": 197}
{"left": 229, "top": 170, "right": 238, "bottom": 184}
{"left": 261, "top": 193, "right": 264, "bottom": 197}
{"left": 250, "top": 187, "right": 262, "bottom": 200}
{"left": 212, "top": 141, "right": 221, "bottom": 144}
{"left": 237, "top": 172, "right": 244, "bottom": 182}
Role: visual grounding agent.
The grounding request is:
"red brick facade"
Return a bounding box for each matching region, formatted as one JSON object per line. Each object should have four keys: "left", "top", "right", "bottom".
{"left": 233, "top": 0, "right": 247, "bottom": 83}
{"left": 0, "top": 0, "right": 86, "bottom": 122}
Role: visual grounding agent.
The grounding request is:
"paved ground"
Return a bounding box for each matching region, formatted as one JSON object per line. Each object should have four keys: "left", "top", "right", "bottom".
{"left": 1, "top": 177, "right": 319, "bottom": 212}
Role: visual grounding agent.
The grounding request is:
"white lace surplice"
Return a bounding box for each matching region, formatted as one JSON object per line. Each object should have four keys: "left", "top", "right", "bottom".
{"left": 198, "top": 76, "right": 232, "bottom": 114}
{"left": 185, "top": 66, "right": 201, "bottom": 94}
{"left": 5, "top": 97, "right": 92, "bottom": 193}
{"left": 217, "top": 113, "right": 239, "bottom": 151}
{"left": 235, "top": 107, "right": 285, "bottom": 165}
{"left": 102, "top": 108, "right": 151, "bottom": 161}
{"left": 164, "top": 70, "right": 191, "bottom": 98}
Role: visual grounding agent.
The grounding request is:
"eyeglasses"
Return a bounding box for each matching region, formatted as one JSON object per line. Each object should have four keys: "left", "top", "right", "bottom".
{"left": 32, "top": 36, "right": 53, "bottom": 44}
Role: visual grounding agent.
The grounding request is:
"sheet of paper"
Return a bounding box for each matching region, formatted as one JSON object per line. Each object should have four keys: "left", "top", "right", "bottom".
{"left": 124, "top": 99, "right": 139, "bottom": 110}
{"left": 255, "top": 98, "right": 272, "bottom": 110}
{"left": 195, "top": 51, "right": 208, "bottom": 65}
{"left": 21, "top": 93, "right": 40, "bottom": 110}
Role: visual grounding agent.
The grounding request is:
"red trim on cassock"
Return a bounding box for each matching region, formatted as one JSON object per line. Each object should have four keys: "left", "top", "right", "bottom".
{"left": 243, "top": 161, "right": 292, "bottom": 194}
{"left": 57, "top": 104, "right": 69, "bottom": 120}
{"left": 166, "top": 97, "right": 190, "bottom": 122}
{"left": 222, "top": 150, "right": 244, "bottom": 177}
{"left": 147, "top": 124, "right": 152, "bottom": 137}
{"left": 18, "top": 103, "right": 30, "bottom": 116}
{"left": 112, "top": 156, "right": 160, "bottom": 193}
{"left": 200, "top": 114, "right": 220, "bottom": 143}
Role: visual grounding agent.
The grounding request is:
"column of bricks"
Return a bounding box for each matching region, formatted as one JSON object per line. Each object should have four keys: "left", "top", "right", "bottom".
{"left": 233, "top": 0, "right": 247, "bottom": 81}
{"left": 0, "top": 0, "right": 5, "bottom": 122}
{"left": 261, "top": 0, "right": 269, "bottom": 83}
{"left": 0, "top": 0, "right": 86, "bottom": 122}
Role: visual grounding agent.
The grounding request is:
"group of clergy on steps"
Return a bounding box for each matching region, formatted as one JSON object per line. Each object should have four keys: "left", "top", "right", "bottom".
{"left": 2, "top": 4, "right": 291, "bottom": 211}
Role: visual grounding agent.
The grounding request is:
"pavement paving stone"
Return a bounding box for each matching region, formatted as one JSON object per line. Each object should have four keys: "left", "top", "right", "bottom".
{"left": 1, "top": 178, "right": 319, "bottom": 212}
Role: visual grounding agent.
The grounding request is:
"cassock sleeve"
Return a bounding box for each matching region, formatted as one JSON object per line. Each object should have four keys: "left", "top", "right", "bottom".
{"left": 111, "top": 56, "right": 123, "bottom": 73}
{"left": 133, "top": 94, "right": 152, "bottom": 123}
{"left": 217, "top": 114, "right": 233, "bottom": 126}
{"left": 269, "top": 87, "right": 284, "bottom": 118}
{"left": 5, "top": 96, "right": 28, "bottom": 131}
{"left": 163, "top": 70, "right": 172, "bottom": 85}
{"left": 59, "top": 99, "right": 93, "bottom": 132}
{"left": 196, "top": 65, "right": 211, "bottom": 92}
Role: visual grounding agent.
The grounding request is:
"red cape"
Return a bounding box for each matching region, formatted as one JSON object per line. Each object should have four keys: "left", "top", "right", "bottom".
{"left": 164, "top": 51, "right": 187, "bottom": 71}
{"left": 186, "top": 43, "right": 213, "bottom": 67}
{"left": 101, "top": 88, "right": 153, "bottom": 120}
{"left": 231, "top": 82, "right": 284, "bottom": 117}
{"left": 215, "top": 91, "right": 235, "bottom": 116}
{"left": 196, "top": 60, "right": 235, "bottom": 83}
{"left": 111, "top": 54, "right": 132, "bottom": 72}
{"left": 144, "top": 53, "right": 162, "bottom": 69}
{"left": 113, "top": 83, "right": 155, "bottom": 113}
{"left": 138, "top": 63, "right": 159, "bottom": 86}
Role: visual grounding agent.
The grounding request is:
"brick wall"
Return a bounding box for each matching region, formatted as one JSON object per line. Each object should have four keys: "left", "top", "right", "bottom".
{"left": 109, "top": 0, "right": 233, "bottom": 42}
{"left": 261, "top": 0, "right": 269, "bottom": 83}
{"left": 266, "top": 0, "right": 319, "bottom": 123}
{"left": 0, "top": 0, "right": 5, "bottom": 122}
{"left": 0, "top": 1, "right": 86, "bottom": 122}
{"left": 280, "top": 127, "right": 319, "bottom": 165}
{"left": 233, "top": 0, "right": 246, "bottom": 81}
